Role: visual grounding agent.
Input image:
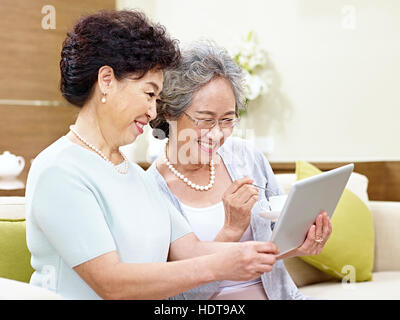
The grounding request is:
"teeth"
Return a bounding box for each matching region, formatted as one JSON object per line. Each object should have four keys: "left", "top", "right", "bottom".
{"left": 198, "top": 141, "right": 215, "bottom": 149}
{"left": 135, "top": 121, "right": 144, "bottom": 128}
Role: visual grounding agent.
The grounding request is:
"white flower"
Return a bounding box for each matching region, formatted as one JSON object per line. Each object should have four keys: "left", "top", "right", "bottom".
{"left": 244, "top": 71, "right": 268, "bottom": 100}
{"left": 248, "top": 50, "right": 267, "bottom": 70}
{"left": 232, "top": 31, "right": 270, "bottom": 103}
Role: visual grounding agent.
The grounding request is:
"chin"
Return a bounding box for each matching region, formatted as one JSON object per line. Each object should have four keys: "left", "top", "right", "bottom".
{"left": 120, "top": 133, "right": 137, "bottom": 147}
{"left": 196, "top": 145, "right": 219, "bottom": 164}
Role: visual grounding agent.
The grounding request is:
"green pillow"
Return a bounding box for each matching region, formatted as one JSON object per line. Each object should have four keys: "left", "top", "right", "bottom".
{"left": 0, "top": 219, "right": 34, "bottom": 283}
{"left": 296, "top": 161, "right": 374, "bottom": 282}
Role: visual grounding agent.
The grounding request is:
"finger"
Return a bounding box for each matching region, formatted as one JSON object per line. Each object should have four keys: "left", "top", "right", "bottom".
{"left": 322, "top": 213, "right": 331, "bottom": 240}
{"left": 258, "top": 253, "right": 277, "bottom": 266}
{"left": 225, "top": 176, "right": 254, "bottom": 195}
{"left": 227, "top": 185, "right": 258, "bottom": 209}
{"left": 300, "top": 224, "right": 316, "bottom": 253}
{"left": 309, "top": 224, "right": 320, "bottom": 252}
{"left": 241, "top": 195, "right": 258, "bottom": 216}
{"left": 234, "top": 185, "right": 259, "bottom": 204}
{"left": 254, "top": 241, "right": 280, "bottom": 254}
{"left": 315, "top": 213, "right": 324, "bottom": 241}
{"left": 327, "top": 213, "right": 333, "bottom": 235}
{"left": 304, "top": 224, "right": 316, "bottom": 245}
{"left": 234, "top": 182, "right": 258, "bottom": 197}
{"left": 241, "top": 194, "right": 258, "bottom": 213}
{"left": 255, "top": 264, "right": 273, "bottom": 274}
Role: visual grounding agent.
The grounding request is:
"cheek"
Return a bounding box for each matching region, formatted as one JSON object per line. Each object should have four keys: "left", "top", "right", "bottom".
{"left": 174, "top": 119, "right": 195, "bottom": 138}
{"left": 222, "top": 129, "right": 233, "bottom": 141}
{"left": 119, "top": 91, "right": 148, "bottom": 115}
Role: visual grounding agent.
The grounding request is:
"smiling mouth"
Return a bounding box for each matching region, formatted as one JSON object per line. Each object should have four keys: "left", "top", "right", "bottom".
{"left": 134, "top": 120, "right": 145, "bottom": 134}
{"left": 197, "top": 140, "right": 217, "bottom": 153}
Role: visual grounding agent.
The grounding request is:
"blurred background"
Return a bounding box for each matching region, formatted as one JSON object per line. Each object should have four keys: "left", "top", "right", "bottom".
{"left": 0, "top": 0, "right": 399, "bottom": 200}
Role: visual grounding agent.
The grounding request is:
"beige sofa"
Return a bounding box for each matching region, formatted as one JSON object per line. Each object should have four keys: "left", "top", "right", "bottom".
{"left": 0, "top": 196, "right": 62, "bottom": 299}
{"left": 0, "top": 172, "right": 399, "bottom": 299}
{"left": 276, "top": 173, "right": 400, "bottom": 300}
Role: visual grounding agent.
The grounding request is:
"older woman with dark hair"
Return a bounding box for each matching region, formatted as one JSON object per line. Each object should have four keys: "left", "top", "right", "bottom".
{"left": 148, "top": 41, "right": 332, "bottom": 299}
{"left": 25, "top": 11, "right": 279, "bottom": 300}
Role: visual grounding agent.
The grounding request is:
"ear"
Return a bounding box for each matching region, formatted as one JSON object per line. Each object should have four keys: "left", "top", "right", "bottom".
{"left": 97, "top": 66, "right": 115, "bottom": 94}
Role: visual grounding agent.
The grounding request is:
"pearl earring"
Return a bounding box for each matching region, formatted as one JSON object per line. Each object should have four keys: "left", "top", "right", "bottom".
{"left": 101, "top": 92, "right": 107, "bottom": 104}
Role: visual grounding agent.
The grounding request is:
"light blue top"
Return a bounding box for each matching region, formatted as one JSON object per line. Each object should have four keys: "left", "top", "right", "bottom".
{"left": 147, "top": 136, "right": 311, "bottom": 300}
{"left": 25, "top": 136, "right": 192, "bottom": 299}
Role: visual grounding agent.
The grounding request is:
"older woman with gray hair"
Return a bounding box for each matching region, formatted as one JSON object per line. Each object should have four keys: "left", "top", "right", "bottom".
{"left": 147, "top": 41, "right": 332, "bottom": 300}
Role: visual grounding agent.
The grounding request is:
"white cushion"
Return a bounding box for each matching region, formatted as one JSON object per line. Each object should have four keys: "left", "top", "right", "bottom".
{"left": 275, "top": 172, "right": 370, "bottom": 205}
{"left": 274, "top": 173, "right": 295, "bottom": 195}
{"left": 345, "top": 172, "right": 370, "bottom": 205}
{"left": 0, "top": 196, "right": 25, "bottom": 219}
{"left": 0, "top": 277, "right": 63, "bottom": 300}
{"left": 369, "top": 201, "right": 400, "bottom": 272}
{"left": 299, "top": 271, "right": 400, "bottom": 300}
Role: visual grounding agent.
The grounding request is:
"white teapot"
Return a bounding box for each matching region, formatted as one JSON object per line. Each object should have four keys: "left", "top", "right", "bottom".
{"left": 0, "top": 151, "right": 25, "bottom": 179}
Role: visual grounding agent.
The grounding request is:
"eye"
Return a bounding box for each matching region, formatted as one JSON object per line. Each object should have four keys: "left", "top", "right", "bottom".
{"left": 200, "top": 119, "right": 215, "bottom": 123}
{"left": 146, "top": 92, "right": 155, "bottom": 98}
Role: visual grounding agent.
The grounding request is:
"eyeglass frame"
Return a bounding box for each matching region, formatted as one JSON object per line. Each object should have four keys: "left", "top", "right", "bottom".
{"left": 182, "top": 111, "right": 241, "bottom": 130}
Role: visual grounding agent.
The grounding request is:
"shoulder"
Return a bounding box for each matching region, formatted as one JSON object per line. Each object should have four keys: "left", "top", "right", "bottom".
{"left": 27, "top": 138, "right": 77, "bottom": 186}
{"left": 30, "top": 136, "right": 90, "bottom": 174}
{"left": 26, "top": 137, "right": 99, "bottom": 202}
{"left": 145, "top": 160, "right": 172, "bottom": 199}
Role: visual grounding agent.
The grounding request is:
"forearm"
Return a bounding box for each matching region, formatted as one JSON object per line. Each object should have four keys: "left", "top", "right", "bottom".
{"left": 214, "top": 226, "right": 244, "bottom": 242}
{"left": 191, "top": 239, "right": 238, "bottom": 257}
{"left": 107, "top": 255, "right": 219, "bottom": 299}
{"left": 168, "top": 232, "right": 238, "bottom": 261}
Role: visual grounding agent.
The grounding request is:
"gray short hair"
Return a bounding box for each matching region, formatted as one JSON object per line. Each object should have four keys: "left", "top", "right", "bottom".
{"left": 150, "top": 40, "right": 246, "bottom": 139}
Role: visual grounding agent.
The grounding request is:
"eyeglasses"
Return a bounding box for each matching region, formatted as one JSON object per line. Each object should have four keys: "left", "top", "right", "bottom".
{"left": 183, "top": 112, "right": 240, "bottom": 130}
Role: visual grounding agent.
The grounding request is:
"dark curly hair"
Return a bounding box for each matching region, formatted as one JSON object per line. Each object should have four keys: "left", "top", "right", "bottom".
{"left": 60, "top": 10, "right": 180, "bottom": 107}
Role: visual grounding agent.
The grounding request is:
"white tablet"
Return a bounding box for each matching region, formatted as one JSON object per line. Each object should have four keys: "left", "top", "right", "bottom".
{"left": 269, "top": 163, "right": 354, "bottom": 258}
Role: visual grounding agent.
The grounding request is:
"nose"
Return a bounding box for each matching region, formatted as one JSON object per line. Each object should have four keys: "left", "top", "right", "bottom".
{"left": 146, "top": 101, "right": 157, "bottom": 121}
{"left": 205, "top": 122, "right": 224, "bottom": 141}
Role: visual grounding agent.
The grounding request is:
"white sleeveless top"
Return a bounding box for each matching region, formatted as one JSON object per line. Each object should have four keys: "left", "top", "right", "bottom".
{"left": 180, "top": 201, "right": 262, "bottom": 292}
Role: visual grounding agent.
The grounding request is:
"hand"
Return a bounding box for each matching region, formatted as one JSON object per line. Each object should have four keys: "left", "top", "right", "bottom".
{"left": 213, "top": 241, "right": 280, "bottom": 281}
{"left": 220, "top": 177, "right": 259, "bottom": 239}
{"left": 295, "top": 211, "right": 333, "bottom": 257}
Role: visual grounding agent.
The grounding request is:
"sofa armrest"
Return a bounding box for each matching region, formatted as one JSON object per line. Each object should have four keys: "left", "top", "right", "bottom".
{"left": 369, "top": 201, "right": 400, "bottom": 272}
{"left": 0, "top": 277, "right": 63, "bottom": 300}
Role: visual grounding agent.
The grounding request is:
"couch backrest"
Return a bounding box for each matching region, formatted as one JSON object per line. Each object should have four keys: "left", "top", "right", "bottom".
{"left": 0, "top": 196, "right": 33, "bottom": 283}
{"left": 0, "top": 197, "right": 25, "bottom": 219}
{"left": 369, "top": 201, "right": 400, "bottom": 272}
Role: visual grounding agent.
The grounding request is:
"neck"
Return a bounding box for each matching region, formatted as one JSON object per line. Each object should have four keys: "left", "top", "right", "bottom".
{"left": 69, "top": 104, "right": 122, "bottom": 162}
{"left": 165, "top": 140, "right": 212, "bottom": 173}
{"left": 163, "top": 140, "right": 216, "bottom": 191}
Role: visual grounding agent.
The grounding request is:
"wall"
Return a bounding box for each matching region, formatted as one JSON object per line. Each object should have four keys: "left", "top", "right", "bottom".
{"left": 120, "top": 0, "right": 400, "bottom": 162}
{"left": 0, "top": 0, "right": 115, "bottom": 192}
{"left": 0, "top": 0, "right": 116, "bottom": 102}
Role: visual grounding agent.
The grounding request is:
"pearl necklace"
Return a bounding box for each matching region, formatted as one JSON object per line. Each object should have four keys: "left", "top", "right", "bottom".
{"left": 163, "top": 142, "right": 215, "bottom": 191}
{"left": 69, "top": 125, "right": 129, "bottom": 174}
